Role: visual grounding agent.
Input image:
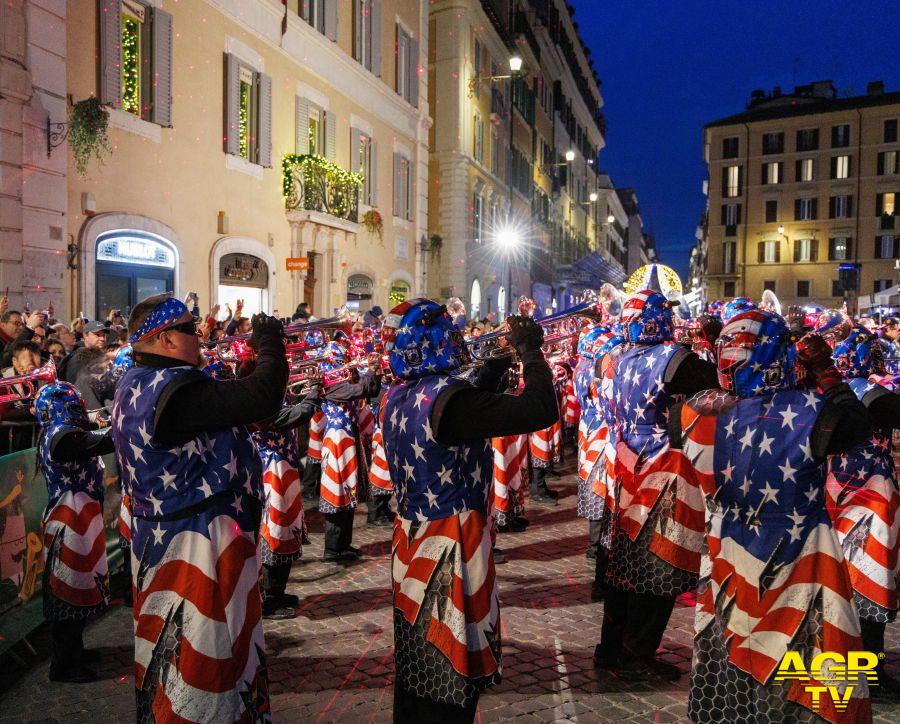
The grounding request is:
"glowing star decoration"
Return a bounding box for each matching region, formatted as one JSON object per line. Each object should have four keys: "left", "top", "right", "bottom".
{"left": 624, "top": 263, "right": 684, "bottom": 298}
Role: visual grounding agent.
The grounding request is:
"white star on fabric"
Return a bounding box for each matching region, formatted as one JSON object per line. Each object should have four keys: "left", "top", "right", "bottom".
{"left": 739, "top": 427, "right": 754, "bottom": 452}
{"left": 802, "top": 390, "right": 818, "bottom": 409}
{"left": 410, "top": 439, "right": 425, "bottom": 461}
{"left": 199, "top": 480, "right": 212, "bottom": 497}
{"left": 758, "top": 433, "right": 774, "bottom": 456}
{"left": 760, "top": 481, "right": 779, "bottom": 504}
{"left": 148, "top": 370, "right": 167, "bottom": 391}
{"left": 798, "top": 440, "right": 813, "bottom": 462}
{"left": 223, "top": 452, "right": 239, "bottom": 479}
{"left": 415, "top": 508, "right": 428, "bottom": 523}
{"left": 398, "top": 414, "right": 408, "bottom": 433}
{"left": 424, "top": 488, "right": 439, "bottom": 508}
{"left": 778, "top": 458, "right": 797, "bottom": 482}
{"left": 402, "top": 461, "right": 415, "bottom": 480}
{"left": 152, "top": 524, "right": 165, "bottom": 545}
{"left": 232, "top": 495, "right": 243, "bottom": 514}
{"left": 149, "top": 493, "right": 163, "bottom": 515}
{"left": 787, "top": 523, "right": 803, "bottom": 543}
{"left": 137, "top": 422, "right": 152, "bottom": 446}
{"left": 739, "top": 477, "right": 751, "bottom": 496}
{"left": 721, "top": 463, "right": 734, "bottom": 483}
{"left": 129, "top": 382, "right": 143, "bottom": 409}
{"left": 433, "top": 377, "right": 450, "bottom": 392}
{"left": 437, "top": 465, "right": 454, "bottom": 485}
{"left": 159, "top": 469, "right": 177, "bottom": 490}
{"left": 779, "top": 405, "right": 798, "bottom": 430}
{"left": 804, "top": 486, "right": 819, "bottom": 503}
{"left": 129, "top": 442, "right": 146, "bottom": 464}
{"left": 414, "top": 390, "right": 427, "bottom": 409}
{"left": 125, "top": 462, "right": 137, "bottom": 482}
{"left": 724, "top": 418, "right": 736, "bottom": 437}
{"left": 788, "top": 508, "right": 805, "bottom": 525}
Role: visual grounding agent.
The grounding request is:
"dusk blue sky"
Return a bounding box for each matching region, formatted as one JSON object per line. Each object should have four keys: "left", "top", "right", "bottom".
{"left": 573, "top": 0, "right": 900, "bottom": 280}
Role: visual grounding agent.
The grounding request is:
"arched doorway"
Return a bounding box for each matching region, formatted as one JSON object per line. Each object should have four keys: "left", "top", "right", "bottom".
{"left": 218, "top": 253, "right": 270, "bottom": 317}
{"left": 470, "top": 278, "right": 482, "bottom": 319}
{"left": 95, "top": 230, "right": 176, "bottom": 318}
{"left": 347, "top": 274, "right": 375, "bottom": 313}
{"left": 389, "top": 279, "right": 411, "bottom": 307}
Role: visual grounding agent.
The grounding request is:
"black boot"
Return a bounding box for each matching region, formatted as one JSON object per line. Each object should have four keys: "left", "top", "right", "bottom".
{"left": 530, "top": 465, "right": 558, "bottom": 504}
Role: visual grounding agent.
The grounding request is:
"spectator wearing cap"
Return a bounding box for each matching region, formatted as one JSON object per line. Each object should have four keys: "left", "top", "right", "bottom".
{"left": 363, "top": 305, "right": 382, "bottom": 328}
{"left": 58, "top": 321, "right": 108, "bottom": 383}
{"left": 50, "top": 323, "right": 77, "bottom": 352}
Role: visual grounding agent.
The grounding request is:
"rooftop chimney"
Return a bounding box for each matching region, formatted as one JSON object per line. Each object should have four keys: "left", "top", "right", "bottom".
{"left": 867, "top": 80, "right": 885, "bottom": 96}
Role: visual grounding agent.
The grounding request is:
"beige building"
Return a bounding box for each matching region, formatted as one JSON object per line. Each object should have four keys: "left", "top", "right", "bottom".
{"left": 701, "top": 80, "right": 900, "bottom": 312}
{"left": 56, "top": 0, "right": 429, "bottom": 321}
{"left": 427, "top": 0, "right": 610, "bottom": 320}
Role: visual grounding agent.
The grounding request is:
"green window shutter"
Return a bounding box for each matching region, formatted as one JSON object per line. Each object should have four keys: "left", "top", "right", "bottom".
{"left": 149, "top": 7, "right": 174, "bottom": 127}
{"left": 407, "top": 37, "right": 419, "bottom": 107}
{"left": 392, "top": 152, "right": 402, "bottom": 216}
{"left": 324, "top": 110, "right": 336, "bottom": 161}
{"left": 369, "top": 139, "right": 378, "bottom": 206}
{"left": 295, "top": 96, "right": 309, "bottom": 155}
{"left": 256, "top": 72, "right": 272, "bottom": 167}
{"left": 223, "top": 53, "right": 240, "bottom": 156}
{"left": 99, "top": 0, "right": 123, "bottom": 108}
{"left": 350, "top": 127, "right": 362, "bottom": 172}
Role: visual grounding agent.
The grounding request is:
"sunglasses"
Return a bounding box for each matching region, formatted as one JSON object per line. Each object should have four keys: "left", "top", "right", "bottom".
{"left": 161, "top": 320, "right": 198, "bottom": 337}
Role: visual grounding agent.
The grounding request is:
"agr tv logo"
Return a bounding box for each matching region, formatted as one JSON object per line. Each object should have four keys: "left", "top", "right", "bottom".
{"left": 773, "top": 651, "right": 880, "bottom": 711}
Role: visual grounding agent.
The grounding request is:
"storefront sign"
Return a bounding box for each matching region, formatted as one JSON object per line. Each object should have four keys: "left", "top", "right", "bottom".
{"left": 285, "top": 257, "right": 310, "bottom": 271}
{"left": 347, "top": 274, "right": 374, "bottom": 299}
{"left": 96, "top": 235, "right": 175, "bottom": 268}
{"left": 219, "top": 253, "right": 268, "bottom": 288}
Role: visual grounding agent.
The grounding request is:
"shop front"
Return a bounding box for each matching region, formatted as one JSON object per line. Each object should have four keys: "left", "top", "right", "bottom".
{"left": 346, "top": 274, "right": 375, "bottom": 313}
{"left": 217, "top": 253, "right": 270, "bottom": 317}
{"left": 388, "top": 279, "right": 411, "bottom": 307}
{"left": 95, "top": 230, "right": 176, "bottom": 319}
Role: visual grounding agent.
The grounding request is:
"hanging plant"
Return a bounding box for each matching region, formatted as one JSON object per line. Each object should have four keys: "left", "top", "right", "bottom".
{"left": 429, "top": 234, "right": 443, "bottom": 260}
{"left": 361, "top": 209, "right": 384, "bottom": 243}
{"left": 69, "top": 98, "right": 111, "bottom": 177}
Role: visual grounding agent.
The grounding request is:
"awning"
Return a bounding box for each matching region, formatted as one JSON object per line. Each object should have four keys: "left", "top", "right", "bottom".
{"left": 566, "top": 252, "right": 627, "bottom": 287}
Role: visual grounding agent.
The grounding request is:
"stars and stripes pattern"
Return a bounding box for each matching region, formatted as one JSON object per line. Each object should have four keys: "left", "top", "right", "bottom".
{"left": 38, "top": 426, "right": 109, "bottom": 618}
{"left": 825, "top": 377, "right": 900, "bottom": 621}
{"left": 591, "top": 347, "right": 623, "bottom": 515}
{"left": 491, "top": 434, "right": 528, "bottom": 526}
{"left": 306, "top": 409, "right": 325, "bottom": 461}
{"left": 254, "top": 429, "right": 305, "bottom": 565}
{"left": 681, "top": 389, "right": 869, "bottom": 724}
{"left": 530, "top": 418, "right": 562, "bottom": 468}
{"left": 563, "top": 374, "right": 580, "bottom": 427}
{"left": 611, "top": 343, "right": 704, "bottom": 573}
{"left": 369, "top": 425, "right": 393, "bottom": 494}
{"left": 119, "top": 492, "right": 132, "bottom": 547}
{"left": 319, "top": 401, "right": 361, "bottom": 512}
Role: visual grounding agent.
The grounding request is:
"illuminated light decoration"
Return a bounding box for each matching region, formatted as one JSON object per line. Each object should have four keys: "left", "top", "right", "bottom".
{"left": 238, "top": 82, "right": 250, "bottom": 159}
{"left": 96, "top": 232, "right": 175, "bottom": 269}
{"left": 121, "top": 14, "right": 141, "bottom": 116}
{"left": 282, "top": 154, "right": 363, "bottom": 221}
{"left": 624, "top": 263, "right": 684, "bottom": 297}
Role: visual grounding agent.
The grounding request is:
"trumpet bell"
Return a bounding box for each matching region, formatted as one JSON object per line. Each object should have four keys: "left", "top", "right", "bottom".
{"left": 0, "top": 359, "right": 57, "bottom": 412}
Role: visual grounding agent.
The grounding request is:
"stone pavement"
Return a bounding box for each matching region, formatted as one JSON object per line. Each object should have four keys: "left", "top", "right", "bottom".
{"left": 1, "top": 464, "right": 898, "bottom": 723}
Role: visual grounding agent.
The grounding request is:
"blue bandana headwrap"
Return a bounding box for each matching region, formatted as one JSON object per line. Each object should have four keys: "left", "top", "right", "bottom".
{"left": 128, "top": 298, "right": 189, "bottom": 343}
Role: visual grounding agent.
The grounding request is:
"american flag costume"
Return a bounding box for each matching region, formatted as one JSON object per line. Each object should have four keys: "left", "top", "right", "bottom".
{"left": 38, "top": 425, "right": 109, "bottom": 620}
{"left": 368, "top": 399, "right": 393, "bottom": 496}
{"left": 574, "top": 357, "right": 606, "bottom": 519}
{"left": 306, "top": 409, "right": 325, "bottom": 461}
{"left": 491, "top": 433, "right": 528, "bottom": 526}
{"left": 254, "top": 428, "right": 305, "bottom": 566}
{"left": 382, "top": 375, "right": 500, "bottom": 707}
{"left": 563, "top": 373, "right": 580, "bottom": 428}
{"left": 606, "top": 343, "right": 702, "bottom": 594}
{"left": 111, "top": 365, "right": 270, "bottom": 723}
{"left": 590, "top": 344, "right": 624, "bottom": 523}
{"left": 318, "top": 400, "right": 362, "bottom": 513}
{"left": 680, "top": 388, "right": 870, "bottom": 724}
{"left": 825, "top": 377, "right": 899, "bottom": 623}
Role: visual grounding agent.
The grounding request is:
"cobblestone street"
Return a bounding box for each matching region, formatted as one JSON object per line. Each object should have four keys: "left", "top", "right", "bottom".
{"left": 1, "top": 464, "right": 898, "bottom": 723}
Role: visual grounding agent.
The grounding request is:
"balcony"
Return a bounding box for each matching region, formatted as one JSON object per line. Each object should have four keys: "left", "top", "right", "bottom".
{"left": 283, "top": 154, "right": 362, "bottom": 224}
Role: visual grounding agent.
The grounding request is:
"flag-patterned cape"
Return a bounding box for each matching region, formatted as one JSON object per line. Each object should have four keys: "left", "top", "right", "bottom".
{"left": 826, "top": 377, "right": 899, "bottom": 621}
{"left": 611, "top": 343, "right": 703, "bottom": 573}
{"left": 38, "top": 426, "right": 109, "bottom": 620}
{"left": 369, "top": 426, "right": 393, "bottom": 495}
{"left": 254, "top": 428, "right": 305, "bottom": 566}
{"left": 563, "top": 374, "right": 580, "bottom": 427}
{"left": 118, "top": 491, "right": 132, "bottom": 548}
{"left": 491, "top": 434, "right": 528, "bottom": 526}
{"left": 681, "top": 389, "right": 869, "bottom": 724}
{"left": 318, "top": 400, "right": 360, "bottom": 513}
{"left": 306, "top": 409, "right": 325, "bottom": 461}
{"left": 590, "top": 347, "right": 623, "bottom": 516}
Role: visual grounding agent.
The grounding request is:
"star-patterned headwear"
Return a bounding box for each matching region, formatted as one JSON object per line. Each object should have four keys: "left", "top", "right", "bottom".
{"left": 34, "top": 381, "right": 89, "bottom": 429}
{"left": 577, "top": 324, "right": 611, "bottom": 360}
{"left": 382, "top": 298, "right": 469, "bottom": 380}
{"left": 833, "top": 325, "right": 885, "bottom": 379}
{"left": 721, "top": 297, "right": 757, "bottom": 322}
{"left": 717, "top": 309, "right": 797, "bottom": 398}
{"left": 622, "top": 290, "right": 677, "bottom": 344}
{"left": 128, "top": 297, "right": 189, "bottom": 343}
{"left": 813, "top": 309, "right": 852, "bottom": 345}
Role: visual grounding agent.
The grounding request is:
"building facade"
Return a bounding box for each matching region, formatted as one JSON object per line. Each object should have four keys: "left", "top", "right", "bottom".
{"left": 701, "top": 80, "right": 900, "bottom": 312}
{"left": 427, "top": 0, "right": 613, "bottom": 321}
{"left": 58, "top": 0, "right": 428, "bottom": 321}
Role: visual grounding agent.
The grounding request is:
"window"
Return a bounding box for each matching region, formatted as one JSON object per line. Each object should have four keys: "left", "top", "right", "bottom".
{"left": 762, "top": 132, "right": 784, "bottom": 155}
{"left": 796, "top": 128, "right": 819, "bottom": 152}
{"left": 98, "top": 0, "right": 173, "bottom": 126}
{"left": 793, "top": 238, "right": 817, "bottom": 262}
{"left": 296, "top": 97, "right": 334, "bottom": 159}
{"left": 758, "top": 239, "right": 780, "bottom": 263}
{"left": 875, "top": 235, "right": 897, "bottom": 259}
{"left": 307, "top": 105, "right": 322, "bottom": 155}
{"left": 828, "top": 236, "right": 850, "bottom": 261}
{"left": 491, "top": 130, "right": 501, "bottom": 176}
{"left": 874, "top": 279, "right": 892, "bottom": 293}
{"left": 829, "top": 194, "right": 852, "bottom": 219}
{"left": 884, "top": 119, "right": 897, "bottom": 143}
{"left": 763, "top": 280, "right": 776, "bottom": 292}
{"left": 473, "top": 112, "right": 484, "bottom": 163}
{"left": 723, "top": 281, "right": 736, "bottom": 297}
{"left": 393, "top": 152, "right": 413, "bottom": 220}
{"left": 723, "top": 240, "right": 736, "bottom": 274}
{"left": 472, "top": 192, "right": 483, "bottom": 243}
{"left": 351, "top": 128, "right": 376, "bottom": 206}
{"left": 473, "top": 38, "right": 481, "bottom": 88}
{"left": 832, "top": 279, "right": 843, "bottom": 297}
{"left": 353, "top": 0, "right": 381, "bottom": 75}
{"left": 796, "top": 280, "right": 810, "bottom": 297}
{"left": 765, "top": 199, "right": 778, "bottom": 223}
{"left": 723, "top": 165, "right": 741, "bottom": 197}
{"left": 395, "top": 24, "right": 419, "bottom": 107}
{"left": 301, "top": 0, "right": 337, "bottom": 39}
{"left": 722, "top": 137, "right": 739, "bottom": 158}
{"left": 720, "top": 203, "right": 741, "bottom": 230}
{"left": 762, "top": 161, "right": 783, "bottom": 185}
{"left": 795, "top": 197, "right": 817, "bottom": 221}
{"left": 877, "top": 151, "right": 899, "bottom": 176}
{"left": 224, "top": 54, "right": 272, "bottom": 167}
{"left": 831, "top": 124, "right": 850, "bottom": 148}
{"left": 830, "top": 155, "right": 851, "bottom": 179}
{"left": 796, "top": 157, "right": 814, "bottom": 182}
{"left": 877, "top": 192, "right": 897, "bottom": 229}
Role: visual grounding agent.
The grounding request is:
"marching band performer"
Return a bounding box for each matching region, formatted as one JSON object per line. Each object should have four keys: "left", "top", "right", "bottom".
{"left": 825, "top": 325, "right": 900, "bottom": 696}
{"left": 672, "top": 310, "right": 873, "bottom": 723}
{"left": 35, "top": 382, "right": 113, "bottom": 683}
{"left": 594, "top": 290, "right": 718, "bottom": 679}
{"left": 380, "top": 299, "right": 557, "bottom": 722}
{"left": 111, "top": 294, "right": 287, "bottom": 722}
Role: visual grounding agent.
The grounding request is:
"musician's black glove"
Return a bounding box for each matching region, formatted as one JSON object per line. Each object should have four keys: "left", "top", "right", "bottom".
{"left": 506, "top": 315, "right": 544, "bottom": 359}
{"left": 248, "top": 313, "right": 283, "bottom": 351}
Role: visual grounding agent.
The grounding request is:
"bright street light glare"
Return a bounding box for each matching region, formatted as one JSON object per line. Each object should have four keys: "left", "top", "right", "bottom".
{"left": 508, "top": 55, "right": 523, "bottom": 73}
{"left": 564, "top": 149, "right": 576, "bottom": 162}
{"left": 496, "top": 228, "right": 520, "bottom": 250}
{"left": 606, "top": 214, "right": 615, "bottom": 223}
{"left": 589, "top": 192, "right": 598, "bottom": 202}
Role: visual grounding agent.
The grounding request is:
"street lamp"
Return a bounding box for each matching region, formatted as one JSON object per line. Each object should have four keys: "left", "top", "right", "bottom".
{"left": 777, "top": 225, "right": 785, "bottom": 235}
{"left": 508, "top": 55, "right": 523, "bottom": 73}
{"left": 589, "top": 192, "right": 598, "bottom": 202}
{"left": 606, "top": 214, "right": 615, "bottom": 224}
{"left": 468, "top": 54, "right": 525, "bottom": 96}
{"left": 495, "top": 226, "right": 521, "bottom": 320}
{"left": 564, "top": 149, "right": 576, "bottom": 162}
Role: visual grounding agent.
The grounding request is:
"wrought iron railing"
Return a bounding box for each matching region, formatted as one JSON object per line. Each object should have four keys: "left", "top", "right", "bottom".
{"left": 282, "top": 154, "right": 362, "bottom": 223}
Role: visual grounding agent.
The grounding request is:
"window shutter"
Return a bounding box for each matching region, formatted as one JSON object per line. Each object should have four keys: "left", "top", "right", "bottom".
{"left": 369, "top": 140, "right": 378, "bottom": 205}
{"left": 720, "top": 204, "right": 728, "bottom": 226}
{"left": 760, "top": 164, "right": 767, "bottom": 185}
{"left": 721, "top": 167, "right": 728, "bottom": 196}
{"left": 847, "top": 156, "right": 852, "bottom": 176}
{"left": 847, "top": 196, "right": 853, "bottom": 217}
{"left": 793, "top": 240, "right": 801, "bottom": 262}
{"left": 794, "top": 198, "right": 802, "bottom": 220}
{"left": 371, "top": 0, "right": 382, "bottom": 76}
{"left": 324, "top": 0, "right": 338, "bottom": 41}
{"left": 350, "top": 127, "right": 362, "bottom": 173}
{"left": 876, "top": 193, "right": 884, "bottom": 216}
{"left": 736, "top": 204, "right": 742, "bottom": 224}
{"left": 406, "top": 160, "right": 414, "bottom": 220}
{"left": 811, "top": 239, "right": 819, "bottom": 262}
{"left": 828, "top": 196, "right": 836, "bottom": 218}
{"left": 875, "top": 236, "right": 883, "bottom": 259}
{"left": 830, "top": 156, "right": 837, "bottom": 178}
{"left": 99, "top": 0, "right": 123, "bottom": 108}
{"left": 828, "top": 238, "right": 836, "bottom": 260}
{"left": 353, "top": 0, "right": 363, "bottom": 60}
{"left": 877, "top": 152, "right": 885, "bottom": 175}
{"left": 737, "top": 166, "right": 743, "bottom": 196}
{"left": 811, "top": 198, "right": 818, "bottom": 220}
{"left": 407, "top": 37, "right": 419, "bottom": 107}
{"left": 392, "top": 152, "right": 402, "bottom": 216}
{"left": 324, "top": 110, "right": 336, "bottom": 161}
{"left": 757, "top": 242, "right": 764, "bottom": 263}
{"left": 794, "top": 159, "right": 801, "bottom": 181}
{"left": 894, "top": 236, "right": 900, "bottom": 259}
{"left": 777, "top": 162, "right": 783, "bottom": 183}
{"left": 774, "top": 241, "right": 781, "bottom": 263}
{"left": 295, "top": 96, "right": 309, "bottom": 154}
{"left": 300, "top": 0, "right": 310, "bottom": 20}
{"left": 255, "top": 72, "right": 272, "bottom": 167}
{"left": 149, "top": 7, "right": 173, "bottom": 127}
{"left": 223, "top": 53, "right": 240, "bottom": 156}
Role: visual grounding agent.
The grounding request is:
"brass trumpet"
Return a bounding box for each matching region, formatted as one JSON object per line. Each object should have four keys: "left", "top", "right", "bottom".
{"left": 466, "top": 301, "right": 602, "bottom": 362}
{"left": 0, "top": 359, "right": 57, "bottom": 413}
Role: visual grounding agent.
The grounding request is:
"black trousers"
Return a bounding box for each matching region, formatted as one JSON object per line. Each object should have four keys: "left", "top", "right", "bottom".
{"left": 597, "top": 587, "right": 676, "bottom": 661}
{"left": 393, "top": 684, "right": 478, "bottom": 724}
{"left": 50, "top": 620, "right": 86, "bottom": 673}
{"left": 302, "top": 460, "right": 321, "bottom": 499}
{"left": 323, "top": 509, "right": 354, "bottom": 553}
{"left": 530, "top": 465, "right": 550, "bottom": 495}
{"left": 587, "top": 519, "right": 603, "bottom": 559}
{"left": 367, "top": 494, "right": 392, "bottom": 522}
{"left": 262, "top": 562, "right": 292, "bottom": 602}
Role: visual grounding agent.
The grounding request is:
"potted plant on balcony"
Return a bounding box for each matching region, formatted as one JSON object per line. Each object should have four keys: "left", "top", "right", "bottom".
{"left": 361, "top": 209, "right": 384, "bottom": 243}
{"left": 69, "top": 97, "right": 111, "bottom": 177}
{"left": 429, "top": 234, "right": 443, "bottom": 261}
